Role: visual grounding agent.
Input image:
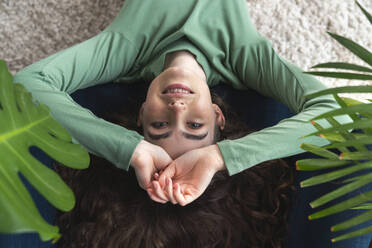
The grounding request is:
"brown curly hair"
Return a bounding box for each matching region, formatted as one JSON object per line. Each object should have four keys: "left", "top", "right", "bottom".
{"left": 53, "top": 91, "right": 297, "bottom": 248}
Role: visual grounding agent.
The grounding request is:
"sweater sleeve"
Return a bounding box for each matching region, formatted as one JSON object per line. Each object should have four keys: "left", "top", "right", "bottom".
{"left": 14, "top": 31, "right": 144, "bottom": 171}
{"left": 217, "top": 38, "right": 352, "bottom": 176}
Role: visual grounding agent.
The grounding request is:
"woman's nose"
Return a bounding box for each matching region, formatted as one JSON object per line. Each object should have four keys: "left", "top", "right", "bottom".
{"left": 168, "top": 101, "right": 186, "bottom": 111}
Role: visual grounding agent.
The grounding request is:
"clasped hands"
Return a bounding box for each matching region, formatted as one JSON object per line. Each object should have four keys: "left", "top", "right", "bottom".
{"left": 130, "top": 140, "right": 226, "bottom": 206}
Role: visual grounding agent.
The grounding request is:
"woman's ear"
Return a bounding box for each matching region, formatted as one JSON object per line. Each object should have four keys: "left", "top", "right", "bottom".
{"left": 137, "top": 103, "right": 145, "bottom": 127}
{"left": 212, "top": 104, "right": 225, "bottom": 130}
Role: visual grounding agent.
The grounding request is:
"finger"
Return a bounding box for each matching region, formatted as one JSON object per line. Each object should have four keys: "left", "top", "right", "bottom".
{"left": 153, "top": 181, "right": 168, "bottom": 201}
{"left": 158, "top": 162, "right": 177, "bottom": 188}
{"left": 153, "top": 172, "right": 160, "bottom": 180}
{"left": 174, "top": 183, "right": 187, "bottom": 206}
{"left": 182, "top": 187, "right": 200, "bottom": 206}
{"left": 166, "top": 178, "right": 177, "bottom": 204}
{"left": 148, "top": 192, "right": 166, "bottom": 203}
{"left": 183, "top": 194, "right": 195, "bottom": 206}
{"left": 147, "top": 188, "right": 167, "bottom": 204}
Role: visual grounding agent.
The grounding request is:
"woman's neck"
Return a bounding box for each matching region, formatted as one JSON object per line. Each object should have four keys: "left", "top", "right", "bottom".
{"left": 163, "top": 50, "right": 207, "bottom": 82}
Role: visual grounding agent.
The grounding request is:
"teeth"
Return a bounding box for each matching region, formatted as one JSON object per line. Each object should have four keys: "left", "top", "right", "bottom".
{"left": 166, "top": 88, "right": 190, "bottom": 94}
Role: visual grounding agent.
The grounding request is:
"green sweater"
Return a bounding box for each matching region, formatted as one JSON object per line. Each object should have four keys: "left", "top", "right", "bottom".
{"left": 14, "top": 0, "right": 349, "bottom": 175}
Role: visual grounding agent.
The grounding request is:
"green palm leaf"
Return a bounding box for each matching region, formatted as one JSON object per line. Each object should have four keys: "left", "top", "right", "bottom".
{"left": 340, "top": 151, "right": 372, "bottom": 160}
{"left": 299, "top": 143, "right": 339, "bottom": 159}
{"left": 308, "top": 189, "right": 372, "bottom": 220}
{"left": 343, "top": 175, "right": 369, "bottom": 183}
{"left": 302, "top": 118, "right": 372, "bottom": 139}
{"left": 332, "top": 225, "right": 372, "bottom": 243}
{"left": 304, "top": 86, "right": 372, "bottom": 101}
{"left": 351, "top": 203, "right": 372, "bottom": 210}
{"left": 299, "top": 1, "right": 372, "bottom": 242}
{"left": 296, "top": 159, "right": 349, "bottom": 171}
{"left": 356, "top": 0, "right": 372, "bottom": 25}
{"left": 309, "top": 174, "right": 372, "bottom": 208}
{"left": 311, "top": 103, "right": 372, "bottom": 120}
{"left": 331, "top": 209, "right": 372, "bottom": 232}
{"left": 324, "top": 136, "right": 372, "bottom": 149}
{"left": 311, "top": 62, "right": 372, "bottom": 73}
{"left": 300, "top": 161, "right": 372, "bottom": 188}
{"left": 0, "top": 60, "right": 90, "bottom": 242}
{"left": 320, "top": 132, "right": 370, "bottom": 143}
{"left": 342, "top": 97, "right": 366, "bottom": 106}
{"left": 326, "top": 32, "right": 372, "bottom": 66}
{"left": 305, "top": 71, "right": 372, "bottom": 80}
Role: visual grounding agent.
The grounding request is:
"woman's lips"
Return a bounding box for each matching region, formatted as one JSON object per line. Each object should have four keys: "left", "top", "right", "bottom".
{"left": 162, "top": 84, "right": 194, "bottom": 94}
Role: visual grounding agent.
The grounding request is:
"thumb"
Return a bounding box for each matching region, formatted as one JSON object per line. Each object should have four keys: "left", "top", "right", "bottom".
{"left": 133, "top": 160, "right": 153, "bottom": 190}
{"left": 158, "top": 161, "right": 176, "bottom": 189}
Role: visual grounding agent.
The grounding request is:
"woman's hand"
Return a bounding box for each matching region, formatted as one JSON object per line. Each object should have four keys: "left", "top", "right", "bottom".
{"left": 130, "top": 140, "right": 173, "bottom": 203}
{"left": 155, "top": 144, "right": 226, "bottom": 206}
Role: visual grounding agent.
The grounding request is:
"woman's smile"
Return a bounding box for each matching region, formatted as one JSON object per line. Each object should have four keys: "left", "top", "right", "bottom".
{"left": 162, "top": 83, "right": 194, "bottom": 94}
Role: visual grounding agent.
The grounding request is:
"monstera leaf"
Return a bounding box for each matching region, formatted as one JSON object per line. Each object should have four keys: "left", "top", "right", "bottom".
{"left": 0, "top": 60, "right": 90, "bottom": 242}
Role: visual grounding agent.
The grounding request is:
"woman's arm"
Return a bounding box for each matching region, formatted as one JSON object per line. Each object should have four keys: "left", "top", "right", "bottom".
{"left": 218, "top": 38, "right": 352, "bottom": 176}
{"left": 14, "top": 31, "right": 143, "bottom": 171}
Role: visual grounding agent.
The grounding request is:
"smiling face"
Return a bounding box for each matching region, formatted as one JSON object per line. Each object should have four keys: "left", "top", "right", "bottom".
{"left": 137, "top": 66, "right": 225, "bottom": 159}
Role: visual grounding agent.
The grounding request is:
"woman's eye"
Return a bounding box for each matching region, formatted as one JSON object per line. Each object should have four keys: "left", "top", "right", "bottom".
{"left": 188, "top": 122, "right": 203, "bottom": 129}
{"left": 151, "top": 122, "right": 168, "bottom": 128}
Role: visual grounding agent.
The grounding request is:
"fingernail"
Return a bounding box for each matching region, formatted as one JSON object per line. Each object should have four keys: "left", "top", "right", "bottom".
{"left": 166, "top": 178, "right": 169, "bottom": 185}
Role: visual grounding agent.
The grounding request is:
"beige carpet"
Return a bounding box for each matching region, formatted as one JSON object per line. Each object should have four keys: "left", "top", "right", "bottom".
{"left": 1, "top": 0, "right": 371, "bottom": 99}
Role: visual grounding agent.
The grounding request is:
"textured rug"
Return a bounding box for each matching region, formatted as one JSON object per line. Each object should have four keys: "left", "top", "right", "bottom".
{"left": 1, "top": 0, "right": 371, "bottom": 99}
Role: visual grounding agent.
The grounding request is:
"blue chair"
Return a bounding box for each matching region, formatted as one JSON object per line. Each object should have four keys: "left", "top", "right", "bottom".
{"left": 1, "top": 82, "right": 371, "bottom": 247}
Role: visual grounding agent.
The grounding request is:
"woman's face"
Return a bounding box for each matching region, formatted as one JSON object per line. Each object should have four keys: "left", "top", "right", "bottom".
{"left": 138, "top": 67, "right": 225, "bottom": 159}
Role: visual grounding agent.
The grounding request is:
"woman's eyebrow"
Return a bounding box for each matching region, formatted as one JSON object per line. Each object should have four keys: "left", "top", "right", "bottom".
{"left": 147, "top": 131, "right": 208, "bottom": 140}
{"left": 183, "top": 132, "right": 208, "bottom": 140}
{"left": 148, "top": 131, "right": 172, "bottom": 140}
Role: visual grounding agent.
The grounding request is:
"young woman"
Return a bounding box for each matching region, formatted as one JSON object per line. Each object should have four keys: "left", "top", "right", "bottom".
{"left": 13, "top": 0, "right": 350, "bottom": 206}
{"left": 8, "top": 0, "right": 366, "bottom": 246}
